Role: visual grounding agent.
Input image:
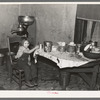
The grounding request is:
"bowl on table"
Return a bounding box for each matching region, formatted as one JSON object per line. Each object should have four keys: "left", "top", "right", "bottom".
{"left": 83, "top": 51, "right": 100, "bottom": 59}
{"left": 57, "top": 46, "right": 66, "bottom": 52}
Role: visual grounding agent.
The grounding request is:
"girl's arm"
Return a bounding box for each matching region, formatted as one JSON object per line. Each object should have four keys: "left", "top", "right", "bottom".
{"left": 24, "top": 45, "right": 39, "bottom": 54}
{"left": 15, "top": 46, "right": 24, "bottom": 59}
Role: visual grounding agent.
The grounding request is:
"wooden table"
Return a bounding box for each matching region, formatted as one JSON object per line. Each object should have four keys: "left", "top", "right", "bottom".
{"left": 34, "top": 49, "right": 100, "bottom": 90}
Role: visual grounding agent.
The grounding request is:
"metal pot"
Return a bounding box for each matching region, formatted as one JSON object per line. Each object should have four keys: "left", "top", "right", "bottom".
{"left": 58, "top": 46, "right": 66, "bottom": 52}
{"left": 18, "top": 16, "right": 35, "bottom": 26}
{"left": 44, "top": 41, "right": 52, "bottom": 52}
{"left": 66, "top": 45, "right": 76, "bottom": 53}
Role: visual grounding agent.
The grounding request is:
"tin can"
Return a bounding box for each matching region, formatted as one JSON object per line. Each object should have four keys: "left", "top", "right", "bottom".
{"left": 44, "top": 41, "right": 52, "bottom": 52}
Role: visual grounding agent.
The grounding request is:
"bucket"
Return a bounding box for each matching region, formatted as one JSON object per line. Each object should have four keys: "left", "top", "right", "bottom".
{"left": 44, "top": 41, "right": 52, "bottom": 52}
{"left": 0, "top": 53, "right": 4, "bottom": 66}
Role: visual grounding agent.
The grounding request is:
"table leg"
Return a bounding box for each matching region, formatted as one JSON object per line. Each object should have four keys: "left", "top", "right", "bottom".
{"left": 59, "top": 70, "right": 70, "bottom": 90}
{"left": 90, "top": 65, "right": 99, "bottom": 90}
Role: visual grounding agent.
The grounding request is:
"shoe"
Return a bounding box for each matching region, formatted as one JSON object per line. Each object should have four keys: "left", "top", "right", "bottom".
{"left": 31, "top": 80, "right": 38, "bottom": 86}
{"left": 31, "top": 78, "right": 38, "bottom": 86}
{"left": 25, "top": 81, "right": 35, "bottom": 87}
{"left": 34, "top": 81, "right": 38, "bottom": 86}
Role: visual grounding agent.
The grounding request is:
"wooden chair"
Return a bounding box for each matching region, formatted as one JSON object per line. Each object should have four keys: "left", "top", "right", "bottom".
{"left": 7, "top": 35, "right": 26, "bottom": 90}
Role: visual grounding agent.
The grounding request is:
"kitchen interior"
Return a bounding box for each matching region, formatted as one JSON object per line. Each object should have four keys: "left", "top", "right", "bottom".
{"left": 0, "top": 4, "right": 100, "bottom": 90}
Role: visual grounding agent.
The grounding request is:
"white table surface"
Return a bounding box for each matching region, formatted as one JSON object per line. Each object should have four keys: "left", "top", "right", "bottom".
{"left": 34, "top": 49, "right": 95, "bottom": 69}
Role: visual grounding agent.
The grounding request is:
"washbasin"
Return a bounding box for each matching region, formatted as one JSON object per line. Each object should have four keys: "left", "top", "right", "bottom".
{"left": 83, "top": 51, "right": 100, "bottom": 59}
{"left": 18, "top": 16, "right": 35, "bottom": 25}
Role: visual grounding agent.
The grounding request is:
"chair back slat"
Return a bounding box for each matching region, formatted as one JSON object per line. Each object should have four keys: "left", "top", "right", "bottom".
{"left": 8, "top": 35, "right": 23, "bottom": 43}
{"left": 7, "top": 35, "right": 25, "bottom": 64}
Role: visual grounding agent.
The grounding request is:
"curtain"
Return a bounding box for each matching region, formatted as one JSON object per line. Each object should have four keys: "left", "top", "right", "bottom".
{"left": 92, "top": 22, "right": 100, "bottom": 47}
{"left": 85, "top": 21, "right": 96, "bottom": 42}
{"left": 74, "top": 19, "right": 87, "bottom": 44}
{"left": 74, "top": 18, "right": 97, "bottom": 44}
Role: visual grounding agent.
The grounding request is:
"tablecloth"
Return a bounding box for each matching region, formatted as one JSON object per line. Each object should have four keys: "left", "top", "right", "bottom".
{"left": 34, "top": 49, "right": 95, "bottom": 69}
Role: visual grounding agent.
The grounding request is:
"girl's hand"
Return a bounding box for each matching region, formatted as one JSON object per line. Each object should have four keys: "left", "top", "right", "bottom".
{"left": 28, "top": 61, "right": 31, "bottom": 66}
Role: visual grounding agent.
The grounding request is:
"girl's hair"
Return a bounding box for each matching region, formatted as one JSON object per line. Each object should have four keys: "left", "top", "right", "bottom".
{"left": 89, "top": 40, "right": 93, "bottom": 43}
{"left": 20, "top": 37, "right": 29, "bottom": 46}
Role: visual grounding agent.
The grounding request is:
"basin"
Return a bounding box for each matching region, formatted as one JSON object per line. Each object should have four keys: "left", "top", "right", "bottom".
{"left": 83, "top": 51, "right": 100, "bottom": 59}
{"left": 18, "top": 16, "right": 35, "bottom": 26}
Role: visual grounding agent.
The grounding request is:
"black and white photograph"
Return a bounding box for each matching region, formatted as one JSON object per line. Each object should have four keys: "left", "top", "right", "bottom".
{"left": 1, "top": 3, "right": 100, "bottom": 97}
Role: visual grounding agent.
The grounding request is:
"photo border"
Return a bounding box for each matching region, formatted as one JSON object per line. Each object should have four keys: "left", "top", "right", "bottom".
{"left": 0, "top": 1, "right": 100, "bottom": 99}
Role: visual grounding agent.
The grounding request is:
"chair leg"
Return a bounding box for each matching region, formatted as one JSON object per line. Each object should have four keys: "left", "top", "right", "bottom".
{"left": 19, "top": 72, "right": 22, "bottom": 90}
{"left": 10, "top": 69, "right": 13, "bottom": 83}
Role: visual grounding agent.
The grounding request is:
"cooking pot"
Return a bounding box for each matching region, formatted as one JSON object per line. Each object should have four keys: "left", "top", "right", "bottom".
{"left": 44, "top": 41, "right": 52, "bottom": 52}
{"left": 66, "top": 44, "right": 76, "bottom": 53}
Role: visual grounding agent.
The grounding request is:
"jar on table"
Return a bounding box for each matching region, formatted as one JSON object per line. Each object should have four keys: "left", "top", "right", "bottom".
{"left": 44, "top": 41, "right": 52, "bottom": 52}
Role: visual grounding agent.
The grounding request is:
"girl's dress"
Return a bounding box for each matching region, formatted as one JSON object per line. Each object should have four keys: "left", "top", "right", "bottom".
{"left": 17, "top": 52, "right": 37, "bottom": 82}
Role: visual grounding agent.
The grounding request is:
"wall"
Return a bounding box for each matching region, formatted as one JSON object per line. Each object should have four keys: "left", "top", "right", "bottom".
{"left": 35, "top": 4, "right": 77, "bottom": 44}
{"left": 0, "top": 4, "right": 19, "bottom": 48}
{"left": 0, "top": 4, "right": 77, "bottom": 48}
{"left": 19, "top": 4, "right": 37, "bottom": 46}
{"left": 20, "top": 4, "right": 77, "bottom": 44}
